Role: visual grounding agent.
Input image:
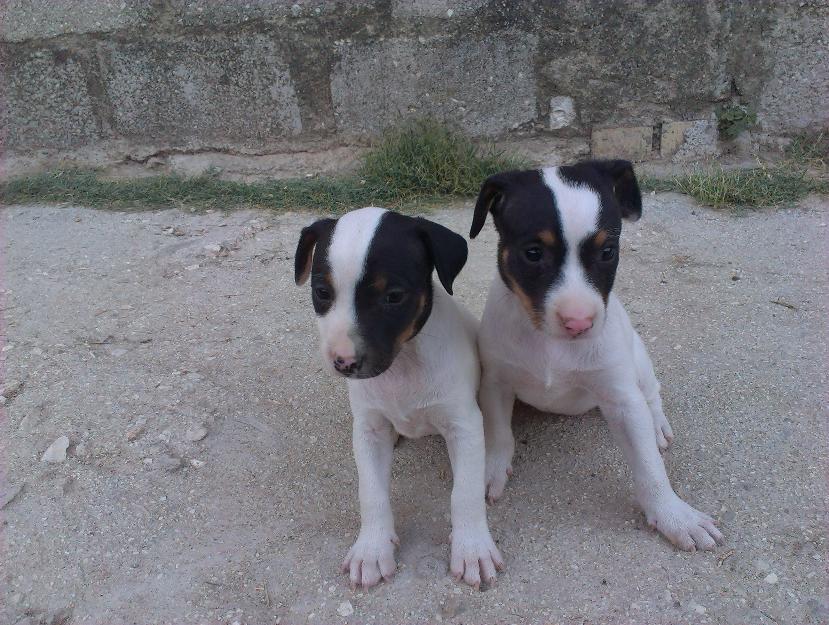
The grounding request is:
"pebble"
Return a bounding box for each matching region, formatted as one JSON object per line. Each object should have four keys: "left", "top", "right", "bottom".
{"left": 337, "top": 601, "right": 354, "bottom": 617}
{"left": 691, "top": 603, "right": 706, "bottom": 615}
{"left": 185, "top": 264, "right": 200, "bottom": 271}
{"left": 764, "top": 573, "right": 779, "bottom": 584}
{"left": 2, "top": 379, "right": 23, "bottom": 398}
{"left": 190, "top": 459, "right": 205, "bottom": 468}
{"left": 185, "top": 426, "right": 207, "bottom": 442}
{"left": 172, "top": 226, "right": 186, "bottom": 236}
{"left": 41, "top": 436, "right": 70, "bottom": 463}
{"left": 126, "top": 422, "right": 146, "bottom": 441}
{"left": 157, "top": 454, "right": 183, "bottom": 471}
{"left": 440, "top": 596, "right": 463, "bottom": 618}
{"left": 203, "top": 244, "right": 223, "bottom": 255}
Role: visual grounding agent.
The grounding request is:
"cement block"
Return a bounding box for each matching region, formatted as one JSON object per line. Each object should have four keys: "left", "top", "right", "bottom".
{"left": 2, "top": 48, "right": 100, "bottom": 150}
{"left": 1, "top": 0, "right": 153, "bottom": 43}
{"left": 591, "top": 127, "right": 653, "bottom": 161}
{"left": 758, "top": 6, "right": 829, "bottom": 132}
{"left": 331, "top": 32, "right": 538, "bottom": 137}
{"left": 661, "top": 118, "right": 719, "bottom": 161}
{"left": 99, "top": 36, "right": 302, "bottom": 144}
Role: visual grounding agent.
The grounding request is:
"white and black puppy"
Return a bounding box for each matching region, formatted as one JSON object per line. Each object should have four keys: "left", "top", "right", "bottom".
{"left": 469, "top": 161, "right": 724, "bottom": 551}
{"left": 295, "top": 207, "right": 503, "bottom": 589}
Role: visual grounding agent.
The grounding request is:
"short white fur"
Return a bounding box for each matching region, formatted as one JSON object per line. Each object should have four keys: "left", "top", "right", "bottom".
{"left": 313, "top": 208, "right": 503, "bottom": 589}
{"left": 477, "top": 171, "right": 724, "bottom": 552}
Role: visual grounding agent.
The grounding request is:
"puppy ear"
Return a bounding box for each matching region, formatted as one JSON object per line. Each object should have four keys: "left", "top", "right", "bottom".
{"left": 470, "top": 174, "right": 507, "bottom": 239}
{"left": 416, "top": 217, "right": 468, "bottom": 295}
{"left": 294, "top": 218, "right": 335, "bottom": 285}
{"left": 589, "top": 159, "right": 642, "bottom": 221}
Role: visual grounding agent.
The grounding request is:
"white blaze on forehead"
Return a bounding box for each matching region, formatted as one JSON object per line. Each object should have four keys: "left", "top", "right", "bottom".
{"left": 541, "top": 167, "right": 600, "bottom": 244}
{"left": 541, "top": 167, "right": 605, "bottom": 327}
{"left": 328, "top": 206, "right": 387, "bottom": 292}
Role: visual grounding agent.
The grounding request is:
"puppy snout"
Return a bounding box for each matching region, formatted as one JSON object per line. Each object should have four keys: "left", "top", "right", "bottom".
{"left": 332, "top": 353, "right": 363, "bottom": 375}
{"left": 558, "top": 313, "right": 594, "bottom": 337}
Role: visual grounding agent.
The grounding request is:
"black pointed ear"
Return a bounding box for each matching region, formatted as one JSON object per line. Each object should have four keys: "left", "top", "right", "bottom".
{"left": 470, "top": 174, "right": 506, "bottom": 238}
{"left": 588, "top": 159, "right": 642, "bottom": 221}
{"left": 415, "top": 217, "right": 468, "bottom": 295}
{"left": 294, "top": 218, "right": 335, "bottom": 285}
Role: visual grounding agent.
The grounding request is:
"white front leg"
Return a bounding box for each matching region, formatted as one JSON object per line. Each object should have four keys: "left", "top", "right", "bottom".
{"left": 599, "top": 390, "right": 723, "bottom": 551}
{"left": 342, "top": 411, "right": 398, "bottom": 589}
{"left": 479, "top": 374, "right": 516, "bottom": 503}
{"left": 442, "top": 407, "right": 504, "bottom": 588}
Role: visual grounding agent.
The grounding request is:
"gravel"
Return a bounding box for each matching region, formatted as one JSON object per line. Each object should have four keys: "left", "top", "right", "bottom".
{"left": 2, "top": 195, "right": 826, "bottom": 624}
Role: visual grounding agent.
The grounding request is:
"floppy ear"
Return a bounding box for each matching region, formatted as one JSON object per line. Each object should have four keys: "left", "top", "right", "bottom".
{"left": 416, "top": 217, "right": 468, "bottom": 295}
{"left": 294, "top": 218, "right": 335, "bottom": 285}
{"left": 470, "top": 174, "right": 506, "bottom": 238}
{"left": 589, "top": 159, "right": 642, "bottom": 221}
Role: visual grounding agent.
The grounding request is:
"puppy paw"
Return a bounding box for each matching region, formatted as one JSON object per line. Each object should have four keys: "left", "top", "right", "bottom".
{"left": 341, "top": 531, "right": 399, "bottom": 589}
{"left": 646, "top": 496, "right": 724, "bottom": 551}
{"left": 450, "top": 527, "right": 504, "bottom": 589}
{"left": 653, "top": 413, "right": 674, "bottom": 453}
{"left": 485, "top": 454, "right": 513, "bottom": 504}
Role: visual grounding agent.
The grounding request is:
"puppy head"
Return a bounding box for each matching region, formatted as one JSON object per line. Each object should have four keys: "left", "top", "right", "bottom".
{"left": 470, "top": 160, "right": 641, "bottom": 340}
{"left": 295, "top": 207, "right": 468, "bottom": 378}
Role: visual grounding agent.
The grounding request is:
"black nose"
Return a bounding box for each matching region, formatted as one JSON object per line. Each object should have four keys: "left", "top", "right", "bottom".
{"left": 334, "top": 357, "right": 363, "bottom": 375}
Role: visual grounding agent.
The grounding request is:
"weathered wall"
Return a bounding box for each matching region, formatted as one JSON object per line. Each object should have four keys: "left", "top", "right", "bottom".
{"left": 1, "top": 0, "right": 827, "bottom": 175}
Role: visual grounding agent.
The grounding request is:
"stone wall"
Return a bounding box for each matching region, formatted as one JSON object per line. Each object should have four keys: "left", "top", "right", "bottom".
{"left": 1, "top": 0, "right": 827, "bottom": 176}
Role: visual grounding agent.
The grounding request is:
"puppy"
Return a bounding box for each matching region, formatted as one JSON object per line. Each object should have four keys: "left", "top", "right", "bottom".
{"left": 469, "top": 161, "right": 724, "bottom": 551}
{"left": 295, "top": 207, "right": 503, "bottom": 589}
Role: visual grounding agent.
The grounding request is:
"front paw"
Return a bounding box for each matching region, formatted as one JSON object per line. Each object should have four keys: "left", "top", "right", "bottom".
{"left": 341, "top": 530, "right": 399, "bottom": 589}
{"left": 450, "top": 527, "right": 504, "bottom": 589}
{"left": 485, "top": 451, "right": 513, "bottom": 504}
{"left": 645, "top": 495, "right": 724, "bottom": 551}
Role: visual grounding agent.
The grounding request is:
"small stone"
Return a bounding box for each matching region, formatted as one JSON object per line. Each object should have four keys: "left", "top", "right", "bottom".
{"left": 41, "top": 436, "right": 70, "bottom": 463}
{"left": 185, "top": 264, "right": 200, "bottom": 271}
{"left": 549, "top": 95, "right": 577, "bottom": 130}
{"left": 440, "top": 596, "right": 464, "bottom": 619}
{"left": 75, "top": 442, "right": 88, "bottom": 457}
{"left": 189, "top": 459, "right": 205, "bottom": 468}
{"left": 693, "top": 604, "right": 707, "bottom": 614}
{"left": 764, "top": 573, "right": 779, "bottom": 584}
{"left": 337, "top": 601, "right": 354, "bottom": 617}
{"left": 172, "top": 226, "right": 186, "bottom": 236}
{"left": 185, "top": 426, "right": 207, "bottom": 442}
{"left": 2, "top": 379, "right": 23, "bottom": 398}
{"left": 157, "top": 454, "right": 183, "bottom": 472}
{"left": 126, "top": 422, "right": 146, "bottom": 442}
{"left": 203, "top": 244, "right": 222, "bottom": 255}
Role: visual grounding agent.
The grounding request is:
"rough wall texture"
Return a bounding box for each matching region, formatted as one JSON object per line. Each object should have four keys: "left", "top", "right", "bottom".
{"left": 1, "top": 0, "right": 827, "bottom": 173}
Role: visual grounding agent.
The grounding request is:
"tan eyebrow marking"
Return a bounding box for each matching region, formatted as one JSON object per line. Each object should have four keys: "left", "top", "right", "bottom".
{"left": 373, "top": 275, "right": 387, "bottom": 291}
{"left": 593, "top": 230, "right": 608, "bottom": 246}
{"left": 539, "top": 230, "right": 556, "bottom": 246}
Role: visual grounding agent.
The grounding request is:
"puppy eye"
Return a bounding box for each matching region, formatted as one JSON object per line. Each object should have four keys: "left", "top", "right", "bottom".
{"left": 314, "top": 286, "right": 332, "bottom": 301}
{"left": 599, "top": 246, "right": 617, "bottom": 262}
{"left": 524, "top": 246, "right": 543, "bottom": 262}
{"left": 384, "top": 289, "right": 407, "bottom": 305}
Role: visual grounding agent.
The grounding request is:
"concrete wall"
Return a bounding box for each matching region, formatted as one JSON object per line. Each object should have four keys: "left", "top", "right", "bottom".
{"left": 1, "top": 0, "right": 827, "bottom": 175}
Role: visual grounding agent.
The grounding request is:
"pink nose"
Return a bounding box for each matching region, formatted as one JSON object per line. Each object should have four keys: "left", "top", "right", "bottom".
{"left": 332, "top": 353, "right": 362, "bottom": 374}
{"left": 559, "top": 315, "right": 594, "bottom": 337}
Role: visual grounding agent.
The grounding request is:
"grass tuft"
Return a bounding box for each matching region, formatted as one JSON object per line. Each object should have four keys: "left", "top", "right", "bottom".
{"left": 0, "top": 120, "right": 527, "bottom": 213}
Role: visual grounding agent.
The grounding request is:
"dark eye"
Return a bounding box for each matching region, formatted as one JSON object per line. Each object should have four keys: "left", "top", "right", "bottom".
{"left": 599, "top": 246, "right": 617, "bottom": 262}
{"left": 384, "top": 289, "right": 407, "bottom": 305}
{"left": 314, "top": 286, "right": 332, "bottom": 301}
{"left": 524, "top": 246, "right": 543, "bottom": 262}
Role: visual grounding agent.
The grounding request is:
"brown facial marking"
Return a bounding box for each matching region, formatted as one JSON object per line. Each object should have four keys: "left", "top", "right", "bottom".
{"left": 499, "top": 248, "right": 542, "bottom": 329}
{"left": 539, "top": 229, "right": 556, "bottom": 246}
{"left": 396, "top": 294, "right": 427, "bottom": 346}
{"left": 297, "top": 260, "right": 312, "bottom": 286}
{"left": 373, "top": 275, "right": 388, "bottom": 292}
{"left": 593, "top": 229, "right": 608, "bottom": 247}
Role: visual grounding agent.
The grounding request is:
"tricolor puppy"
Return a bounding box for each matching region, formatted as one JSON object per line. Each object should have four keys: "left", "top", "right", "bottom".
{"left": 295, "top": 207, "right": 503, "bottom": 589}
{"left": 470, "top": 161, "right": 724, "bottom": 551}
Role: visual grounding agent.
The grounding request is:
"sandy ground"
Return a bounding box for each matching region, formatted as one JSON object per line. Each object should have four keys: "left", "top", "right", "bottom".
{"left": 1, "top": 193, "right": 827, "bottom": 625}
